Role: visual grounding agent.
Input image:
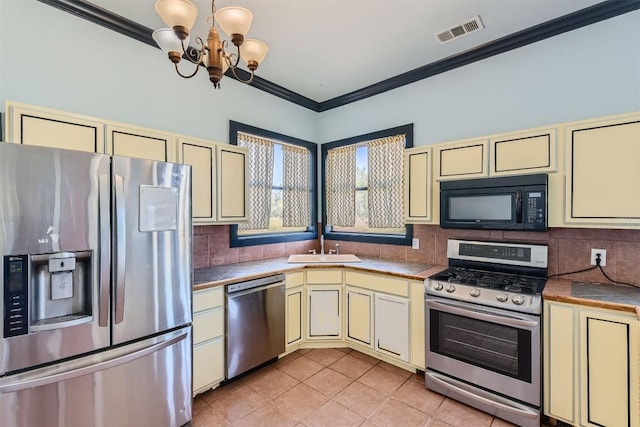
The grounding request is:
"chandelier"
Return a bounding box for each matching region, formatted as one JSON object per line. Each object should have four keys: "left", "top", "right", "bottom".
{"left": 152, "top": 0, "right": 268, "bottom": 88}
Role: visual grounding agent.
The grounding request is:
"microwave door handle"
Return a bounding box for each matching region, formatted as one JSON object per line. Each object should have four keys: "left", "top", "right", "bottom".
{"left": 515, "top": 191, "right": 523, "bottom": 223}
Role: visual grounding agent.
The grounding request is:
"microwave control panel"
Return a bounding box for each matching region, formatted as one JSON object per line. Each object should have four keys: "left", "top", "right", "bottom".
{"left": 3, "top": 255, "right": 29, "bottom": 337}
{"left": 525, "top": 189, "right": 546, "bottom": 228}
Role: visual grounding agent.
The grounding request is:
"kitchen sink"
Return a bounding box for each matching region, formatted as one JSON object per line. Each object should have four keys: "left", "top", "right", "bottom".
{"left": 286, "top": 254, "right": 362, "bottom": 263}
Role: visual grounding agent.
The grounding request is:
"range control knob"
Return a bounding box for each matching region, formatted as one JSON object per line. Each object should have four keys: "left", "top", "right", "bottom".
{"left": 445, "top": 284, "right": 456, "bottom": 293}
{"left": 512, "top": 295, "right": 525, "bottom": 305}
{"left": 433, "top": 282, "right": 444, "bottom": 291}
{"left": 469, "top": 287, "right": 481, "bottom": 297}
{"left": 496, "top": 293, "right": 509, "bottom": 302}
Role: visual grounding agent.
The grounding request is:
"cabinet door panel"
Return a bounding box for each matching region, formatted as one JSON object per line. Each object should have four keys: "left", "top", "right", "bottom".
{"left": 346, "top": 289, "right": 372, "bottom": 346}
{"left": 181, "top": 142, "right": 214, "bottom": 220}
{"left": 193, "top": 308, "right": 223, "bottom": 345}
{"left": 108, "top": 126, "right": 171, "bottom": 161}
{"left": 566, "top": 115, "right": 640, "bottom": 224}
{"left": 404, "top": 148, "right": 432, "bottom": 223}
{"left": 374, "top": 294, "right": 409, "bottom": 361}
{"left": 286, "top": 288, "right": 303, "bottom": 346}
{"left": 491, "top": 129, "right": 556, "bottom": 175}
{"left": 193, "top": 338, "right": 224, "bottom": 394}
{"left": 435, "top": 140, "right": 488, "bottom": 180}
{"left": 217, "top": 147, "right": 248, "bottom": 221}
{"left": 409, "top": 282, "right": 425, "bottom": 370}
{"left": 7, "top": 103, "right": 104, "bottom": 153}
{"left": 544, "top": 302, "right": 575, "bottom": 423}
{"left": 581, "top": 316, "right": 631, "bottom": 427}
{"left": 308, "top": 288, "right": 341, "bottom": 338}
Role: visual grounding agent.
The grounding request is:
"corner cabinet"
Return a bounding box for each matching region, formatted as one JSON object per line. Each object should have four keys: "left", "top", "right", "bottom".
{"left": 306, "top": 270, "right": 343, "bottom": 341}
{"left": 5, "top": 101, "right": 105, "bottom": 153}
{"left": 192, "top": 287, "right": 225, "bottom": 396}
{"left": 404, "top": 147, "right": 433, "bottom": 224}
{"left": 345, "top": 287, "right": 374, "bottom": 348}
{"left": 564, "top": 112, "right": 640, "bottom": 227}
{"left": 544, "top": 300, "right": 640, "bottom": 427}
{"left": 177, "top": 137, "right": 248, "bottom": 224}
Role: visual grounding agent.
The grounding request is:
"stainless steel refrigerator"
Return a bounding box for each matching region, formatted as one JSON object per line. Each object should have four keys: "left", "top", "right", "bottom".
{"left": 0, "top": 143, "right": 192, "bottom": 426}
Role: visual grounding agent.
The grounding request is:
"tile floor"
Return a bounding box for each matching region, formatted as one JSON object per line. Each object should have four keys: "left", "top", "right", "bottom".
{"left": 192, "top": 348, "right": 524, "bottom": 427}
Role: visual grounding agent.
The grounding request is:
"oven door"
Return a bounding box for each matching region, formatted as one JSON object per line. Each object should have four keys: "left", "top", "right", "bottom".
{"left": 425, "top": 296, "right": 540, "bottom": 406}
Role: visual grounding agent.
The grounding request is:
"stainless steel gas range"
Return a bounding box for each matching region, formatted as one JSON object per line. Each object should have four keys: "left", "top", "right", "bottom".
{"left": 424, "top": 239, "right": 548, "bottom": 427}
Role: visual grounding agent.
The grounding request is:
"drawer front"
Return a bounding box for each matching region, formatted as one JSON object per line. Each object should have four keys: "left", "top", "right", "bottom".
{"left": 193, "top": 287, "right": 224, "bottom": 313}
{"left": 345, "top": 271, "right": 409, "bottom": 297}
{"left": 193, "top": 338, "right": 224, "bottom": 393}
{"left": 286, "top": 271, "right": 305, "bottom": 289}
{"left": 193, "top": 307, "right": 224, "bottom": 345}
{"left": 306, "top": 270, "right": 342, "bottom": 284}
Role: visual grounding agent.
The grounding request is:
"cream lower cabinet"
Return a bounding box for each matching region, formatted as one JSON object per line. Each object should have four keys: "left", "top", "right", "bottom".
{"left": 404, "top": 147, "right": 433, "bottom": 224}
{"left": 409, "top": 281, "right": 425, "bottom": 370}
{"left": 192, "top": 287, "right": 225, "bottom": 396}
{"left": 544, "top": 300, "right": 639, "bottom": 426}
{"left": 106, "top": 123, "right": 174, "bottom": 162}
{"left": 285, "top": 272, "right": 305, "bottom": 349}
{"left": 177, "top": 137, "right": 248, "bottom": 224}
{"left": 5, "top": 101, "right": 105, "bottom": 152}
{"left": 564, "top": 112, "right": 640, "bottom": 227}
{"left": 345, "top": 287, "right": 374, "bottom": 348}
{"left": 374, "top": 293, "right": 410, "bottom": 362}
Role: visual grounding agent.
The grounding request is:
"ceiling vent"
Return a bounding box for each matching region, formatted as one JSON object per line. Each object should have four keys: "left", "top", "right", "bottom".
{"left": 435, "top": 15, "right": 484, "bottom": 44}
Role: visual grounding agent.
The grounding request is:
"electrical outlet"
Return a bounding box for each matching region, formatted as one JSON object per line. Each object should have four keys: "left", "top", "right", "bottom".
{"left": 412, "top": 238, "right": 419, "bottom": 250}
{"left": 590, "top": 249, "right": 606, "bottom": 266}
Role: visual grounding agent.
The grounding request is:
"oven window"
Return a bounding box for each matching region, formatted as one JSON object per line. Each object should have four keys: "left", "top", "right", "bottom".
{"left": 430, "top": 310, "right": 532, "bottom": 382}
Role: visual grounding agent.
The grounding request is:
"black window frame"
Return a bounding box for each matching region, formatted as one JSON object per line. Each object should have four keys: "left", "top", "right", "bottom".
{"left": 229, "top": 120, "right": 318, "bottom": 247}
{"left": 321, "top": 124, "right": 414, "bottom": 246}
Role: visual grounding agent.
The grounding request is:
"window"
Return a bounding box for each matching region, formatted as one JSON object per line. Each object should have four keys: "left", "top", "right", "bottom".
{"left": 230, "top": 121, "right": 317, "bottom": 247}
{"left": 322, "top": 124, "right": 413, "bottom": 245}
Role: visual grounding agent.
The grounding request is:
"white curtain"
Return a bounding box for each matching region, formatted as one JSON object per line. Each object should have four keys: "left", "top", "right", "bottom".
{"left": 326, "top": 145, "right": 356, "bottom": 227}
{"left": 282, "top": 144, "right": 310, "bottom": 227}
{"left": 237, "top": 133, "right": 274, "bottom": 230}
{"left": 368, "top": 135, "right": 405, "bottom": 228}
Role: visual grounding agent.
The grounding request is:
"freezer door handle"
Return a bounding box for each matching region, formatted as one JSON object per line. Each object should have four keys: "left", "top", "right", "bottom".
{"left": 114, "top": 174, "right": 126, "bottom": 324}
{"left": 0, "top": 330, "right": 188, "bottom": 393}
{"left": 98, "top": 173, "right": 110, "bottom": 327}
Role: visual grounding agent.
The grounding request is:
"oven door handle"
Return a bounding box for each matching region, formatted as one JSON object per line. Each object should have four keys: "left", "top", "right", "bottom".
{"left": 426, "top": 299, "right": 539, "bottom": 329}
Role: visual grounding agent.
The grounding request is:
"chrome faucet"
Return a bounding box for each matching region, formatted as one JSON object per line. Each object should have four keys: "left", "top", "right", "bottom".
{"left": 328, "top": 244, "right": 340, "bottom": 255}
{"left": 308, "top": 249, "right": 317, "bottom": 255}
{"left": 320, "top": 234, "right": 325, "bottom": 255}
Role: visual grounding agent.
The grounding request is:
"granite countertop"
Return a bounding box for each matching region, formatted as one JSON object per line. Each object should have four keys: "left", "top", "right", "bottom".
{"left": 543, "top": 278, "right": 640, "bottom": 318}
{"left": 193, "top": 257, "right": 436, "bottom": 290}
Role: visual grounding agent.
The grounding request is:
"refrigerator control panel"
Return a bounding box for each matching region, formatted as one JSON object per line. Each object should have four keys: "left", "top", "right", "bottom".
{"left": 4, "top": 255, "right": 28, "bottom": 337}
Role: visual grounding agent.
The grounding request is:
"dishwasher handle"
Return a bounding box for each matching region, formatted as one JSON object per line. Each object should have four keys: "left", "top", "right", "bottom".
{"left": 226, "top": 274, "right": 285, "bottom": 294}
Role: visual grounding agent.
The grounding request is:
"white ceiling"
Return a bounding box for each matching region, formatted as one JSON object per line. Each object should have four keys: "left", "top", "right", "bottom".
{"left": 90, "top": 0, "right": 605, "bottom": 102}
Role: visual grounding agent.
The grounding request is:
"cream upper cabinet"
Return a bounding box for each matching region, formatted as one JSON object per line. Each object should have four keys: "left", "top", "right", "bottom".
{"left": 404, "top": 147, "right": 433, "bottom": 223}
{"left": 345, "top": 287, "right": 374, "bottom": 348}
{"left": 106, "top": 123, "right": 174, "bottom": 162}
{"left": 544, "top": 300, "right": 639, "bottom": 427}
{"left": 5, "top": 101, "right": 105, "bottom": 153}
{"left": 176, "top": 137, "right": 248, "bottom": 224}
{"left": 564, "top": 112, "right": 640, "bottom": 227}
{"left": 216, "top": 145, "right": 248, "bottom": 222}
{"left": 434, "top": 138, "right": 489, "bottom": 181}
{"left": 489, "top": 127, "right": 557, "bottom": 176}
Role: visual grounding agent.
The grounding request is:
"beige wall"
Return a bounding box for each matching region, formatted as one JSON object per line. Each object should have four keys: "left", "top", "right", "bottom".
{"left": 194, "top": 224, "right": 640, "bottom": 285}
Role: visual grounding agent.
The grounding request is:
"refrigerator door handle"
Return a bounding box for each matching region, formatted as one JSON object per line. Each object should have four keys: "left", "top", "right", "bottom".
{"left": 98, "top": 173, "right": 110, "bottom": 327}
{"left": 0, "top": 329, "right": 188, "bottom": 393}
{"left": 114, "top": 174, "right": 126, "bottom": 324}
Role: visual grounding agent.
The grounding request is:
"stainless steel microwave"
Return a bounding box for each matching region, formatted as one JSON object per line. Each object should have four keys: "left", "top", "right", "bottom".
{"left": 439, "top": 174, "right": 547, "bottom": 231}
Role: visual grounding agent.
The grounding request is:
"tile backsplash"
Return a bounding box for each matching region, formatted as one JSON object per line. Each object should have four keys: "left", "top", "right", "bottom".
{"left": 193, "top": 224, "right": 640, "bottom": 286}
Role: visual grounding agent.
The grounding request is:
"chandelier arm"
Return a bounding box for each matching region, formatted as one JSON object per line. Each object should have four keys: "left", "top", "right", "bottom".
{"left": 181, "top": 37, "right": 206, "bottom": 65}
{"left": 221, "top": 40, "right": 241, "bottom": 68}
{"left": 228, "top": 66, "right": 255, "bottom": 84}
{"left": 174, "top": 61, "right": 202, "bottom": 79}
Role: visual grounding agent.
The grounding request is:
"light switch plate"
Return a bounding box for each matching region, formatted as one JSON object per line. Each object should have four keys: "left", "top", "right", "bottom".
{"left": 412, "top": 238, "right": 419, "bottom": 250}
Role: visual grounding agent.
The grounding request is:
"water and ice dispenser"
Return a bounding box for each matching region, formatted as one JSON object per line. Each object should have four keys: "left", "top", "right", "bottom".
{"left": 3, "top": 251, "right": 93, "bottom": 338}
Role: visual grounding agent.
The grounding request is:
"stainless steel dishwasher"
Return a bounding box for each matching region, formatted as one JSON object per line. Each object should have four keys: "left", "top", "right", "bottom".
{"left": 225, "top": 274, "right": 286, "bottom": 380}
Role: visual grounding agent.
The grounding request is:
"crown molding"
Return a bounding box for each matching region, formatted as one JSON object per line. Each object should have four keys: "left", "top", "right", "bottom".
{"left": 37, "top": 0, "right": 640, "bottom": 112}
